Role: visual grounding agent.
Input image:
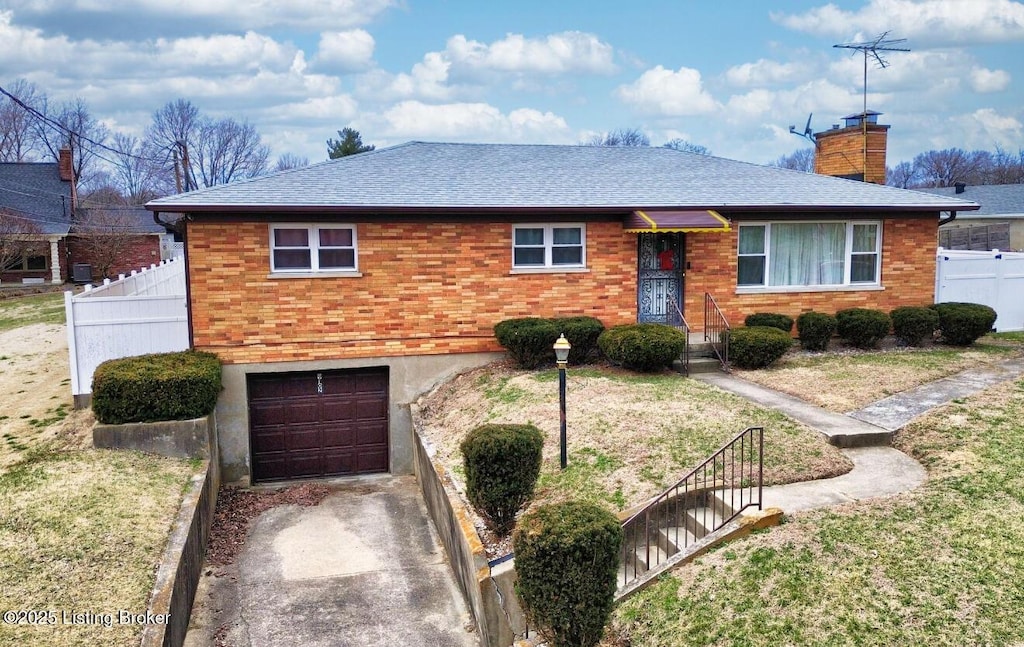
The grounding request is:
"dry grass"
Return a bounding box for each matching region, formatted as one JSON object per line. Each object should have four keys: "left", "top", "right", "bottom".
{"left": 611, "top": 377, "right": 1024, "bottom": 646}
{"left": 416, "top": 361, "right": 851, "bottom": 518}
{"left": 735, "top": 339, "right": 1021, "bottom": 412}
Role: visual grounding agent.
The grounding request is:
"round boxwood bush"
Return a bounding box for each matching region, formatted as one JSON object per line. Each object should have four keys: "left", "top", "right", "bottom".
{"left": 835, "top": 308, "right": 891, "bottom": 349}
{"left": 729, "top": 326, "right": 793, "bottom": 369}
{"left": 796, "top": 311, "right": 837, "bottom": 351}
{"left": 597, "top": 323, "right": 686, "bottom": 372}
{"left": 460, "top": 423, "right": 543, "bottom": 536}
{"left": 930, "top": 302, "right": 998, "bottom": 346}
{"left": 552, "top": 316, "right": 605, "bottom": 365}
{"left": 744, "top": 312, "right": 794, "bottom": 333}
{"left": 513, "top": 501, "right": 623, "bottom": 647}
{"left": 890, "top": 306, "right": 939, "bottom": 346}
{"left": 92, "top": 350, "right": 221, "bottom": 424}
{"left": 494, "top": 317, "right": 560, "bottom": 368}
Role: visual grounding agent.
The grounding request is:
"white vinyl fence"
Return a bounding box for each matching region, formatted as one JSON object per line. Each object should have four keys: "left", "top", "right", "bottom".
{"left": 935, "top": 248, "right": 1024, "bottom": 332}
{"left": 65, "top": 258, "right": 189, "bottom": 403}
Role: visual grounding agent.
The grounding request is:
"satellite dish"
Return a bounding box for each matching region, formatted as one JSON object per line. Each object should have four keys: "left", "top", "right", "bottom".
{"left": 789, "top": 113, "right": 817, "bottom": 146}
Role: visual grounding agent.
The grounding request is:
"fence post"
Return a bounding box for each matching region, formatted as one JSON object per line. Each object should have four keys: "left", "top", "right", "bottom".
{"left": 64, "top": 291, "right": 80, "bottom": 401}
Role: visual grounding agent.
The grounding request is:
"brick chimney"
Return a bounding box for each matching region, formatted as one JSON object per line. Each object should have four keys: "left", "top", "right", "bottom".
{"left": 813, "top": 111, "right": 889, "bottom": 184}
{"left": 58, "top": 147, "right": 74, "bottom": 182}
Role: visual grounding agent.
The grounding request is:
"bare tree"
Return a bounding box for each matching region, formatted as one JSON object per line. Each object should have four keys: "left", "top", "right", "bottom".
{"left": 0, "top": 79, "right": 43, "bottom": 162}
{"left": 275, "top": 153, "right": 310, "bottom": 171}
{"left": 913, "top": 148, "right": 991, "bottom": 187}
{"left": 108, "top": 133, "right": 166, "bottom": 203}
{"left": 585, "top": 127, "right": 650, "bottom": 147}
{"left": 194, "top": 117, "right": 270, "bottom": 187}
{"left": 0, "top": 211, "right": 43, "bottom": 279}
{"left": 32, "top": 97, "right": 109, "bottom": 186}
{"left": 71, "top": 209, "right": 139, "bottom": 280}
{"left": 769, "top": 148, "right": 815, "bottom": 172}
{"left": 886, "top": 161, "right": 921, "bottom": 188}
{"left": 987, "top": 146, "right": 1024, "bottom": 184}
{"left": 663, "top": 138, "right": 711, "bottom": 155}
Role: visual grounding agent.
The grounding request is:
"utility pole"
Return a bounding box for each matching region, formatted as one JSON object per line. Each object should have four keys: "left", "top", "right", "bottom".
{"left": 172, "top": 147, "right": 183, "bottom": 194}
{"left": 834, "top": 32, "right": 910, "bottom": 179}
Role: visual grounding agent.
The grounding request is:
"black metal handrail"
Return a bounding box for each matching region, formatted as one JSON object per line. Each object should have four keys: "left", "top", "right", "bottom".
{"left": 703, "top": 292, "right": 730, "bottom": 370}
{"left": 618, "top": 426, "right": 763, "bottom": 595}
{"left": 666, "top": 293, "right": 691, "bottom": 375}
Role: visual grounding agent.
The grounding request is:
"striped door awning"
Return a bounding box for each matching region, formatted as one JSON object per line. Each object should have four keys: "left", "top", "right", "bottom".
{"left": 623, "top": 209, "right": 731, "bottom": 233}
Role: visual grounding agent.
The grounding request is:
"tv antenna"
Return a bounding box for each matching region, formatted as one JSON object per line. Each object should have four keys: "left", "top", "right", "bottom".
{"left": 834, "top": 31, "right": 910, "bottom": 123}
{"left": 789, "top": 112, "right": 817, "bottom": 147}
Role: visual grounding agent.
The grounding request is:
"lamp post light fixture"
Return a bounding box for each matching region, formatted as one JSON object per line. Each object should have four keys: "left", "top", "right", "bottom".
{"left": 553, "top": 333, "right": 571, "bottom": 470}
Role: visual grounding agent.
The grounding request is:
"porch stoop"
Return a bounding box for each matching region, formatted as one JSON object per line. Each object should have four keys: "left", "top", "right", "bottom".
{"left": 674, "top": 336, "right": 725, "bottom": 374}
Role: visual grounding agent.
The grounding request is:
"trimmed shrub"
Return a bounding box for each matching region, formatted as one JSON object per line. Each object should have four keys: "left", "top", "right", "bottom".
{"left": 729, "top": 326, "right": 793, "bottom": 369}
{"left": 513, "top": 501, "right": 623, "bottom": 647}
{"left": 494, "top": 317, "right": 559, "bottom": 368}
{"left": 890, "top": 306, "right": 939, "bottom": 346}
{"left": 931, "top": 302, "right": 998, "bottom": 346}
{"left": 552, "top": 316, "right": 605, "bottom": 365}
{"left": 744, "top": 312, "right": 794, "bottom": 333}
{"left": 597, "top": 323, "right": 686, "bottom": 372}
{"left": 92, "top": 350, "right": 221, "bottom": 424}
{"left": 494, "top": 316, "right": 605, "bottom": 368}
{"left": 796, "top": 311, "right": 837, "bottom": 351}
{"left": 836, "top": 308, "right": 891, "bottom": 349}
{"left": 460, "top": 423, "right": 543, "bottom": 536}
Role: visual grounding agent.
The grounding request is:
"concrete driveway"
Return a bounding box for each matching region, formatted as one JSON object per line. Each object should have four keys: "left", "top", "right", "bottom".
{"left": 185, "top": 475, "right": 479, "bottom": 647}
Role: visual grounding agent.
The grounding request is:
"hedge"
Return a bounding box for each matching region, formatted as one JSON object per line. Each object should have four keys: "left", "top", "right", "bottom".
{"left": 744, "top": 313, "right": 794, "bottom": 333}
{"left": 931, "top": 302, "right": 998, "bottom": 346}
{"left": 836, "top": 308, "right": 891, "bottom": 349}
{"left": 729, "top": 326, "right": 793, "bottom": 369}
{"left": 890, "top": 306, "right": 939, "bottom": 346}
{"left": 796, "top": 311, "right": 837, "bottom": 351}
{"left": 597, "top": 323, "right": 686, "bottom": 372}
{"left": 460, "top": 423, "right": 543, "bottom": 536}
{"left": 513, "top": 501, "right": 623, "bottom": 647}
{"left": 92, "top": 350, "right": 222, "bottom": 424}
{"left": 494, "top": 316, "right": 604, "bottom": 368}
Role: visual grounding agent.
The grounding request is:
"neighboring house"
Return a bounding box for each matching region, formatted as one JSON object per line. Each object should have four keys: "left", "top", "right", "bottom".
{"left": 147, "top": 141, "right": 977, "bottom": 485}
{"left": 918, "top": 183, "right": 1024, "bottom": 252}
{"left": 0, "top": 149, "right": 75, "bottom": 284}
{"left": 69, "top": 207, "right": 182, "bottom": 281}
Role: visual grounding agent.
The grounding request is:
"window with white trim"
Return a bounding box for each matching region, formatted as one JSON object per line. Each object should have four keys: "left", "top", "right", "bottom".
{"left": 270, "top": 225, "right": 357, "bottom": 273}
{"left": 737, "top": 221, "right": 881, "bottom": 288}
{"left": 512, "top": 225, "right": 585, "bottom": 269}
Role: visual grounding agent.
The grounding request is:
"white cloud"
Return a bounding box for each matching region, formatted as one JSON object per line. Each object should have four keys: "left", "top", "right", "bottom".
{"left": 725, "top": 59, "right": 809, "bottom": 87}
{"left": 970, "top": 66, "right": 1011, "bottom": 93}
{"left": 615, "top": 66, "right": 718, "bottom": 116}
{"left": 357, "top": 52, "right": 455, "bottom": 102}
{"left": 773, "top": 0, "right": 1024, "bottom": 46}
{"left": 444, "top": 31, "right": 616, "bottom": 77}
{"left": 315, "top": 30, "right": 376, "bottom": 73}
{"left": 955, "top": 108, "right": 1024, "bottom": 147}
{"left": 155, "top": 31, "right": 299, "bottom": 72}
{"left": 367, "top": 100, "right": 571, "bottom": 142}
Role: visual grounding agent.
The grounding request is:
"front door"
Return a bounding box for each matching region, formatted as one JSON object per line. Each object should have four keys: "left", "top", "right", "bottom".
{"left": 637, "top": 232, "right": 684, "bottom": 324}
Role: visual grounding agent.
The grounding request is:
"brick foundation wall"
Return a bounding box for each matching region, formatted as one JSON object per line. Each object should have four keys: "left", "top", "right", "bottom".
{"left": 188, "top": 220, "right": 638, "bottom": 364}
{"left": 683, "top": 216, "right": 939, "bottom": 329}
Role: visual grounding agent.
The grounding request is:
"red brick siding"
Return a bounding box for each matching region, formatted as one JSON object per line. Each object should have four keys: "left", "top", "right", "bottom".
{"left": 188, "top": 221, "right": 638, "bottom": 364}
{"left": 683, "top": 216, "right": 938, "bottom": 329}
{"left": 0, "top": 237, "right": 67, "bottom": 284}
{"left": 67, "top": 234, "right": 162, "bottom": 281}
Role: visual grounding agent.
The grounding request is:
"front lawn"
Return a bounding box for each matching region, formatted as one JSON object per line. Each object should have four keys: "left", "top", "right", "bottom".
{"left": 0, "top": 292, "right": 65, "bottom": 332}
{"left": 610, "top": 376, "right": 1024, "bottom": 646}
{"left": 416, "top": 363, "right": 851, "bottom": 516}
{"left": 735, "top": 338, "right": 1021, "bottom": 412}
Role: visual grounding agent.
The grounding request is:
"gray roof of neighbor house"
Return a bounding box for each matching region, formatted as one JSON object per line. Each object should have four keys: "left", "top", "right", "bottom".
{"left": 147, "top": 141, "right": 979, "bottom": 214}
{"left": 916, "top": 184, "right": 1024, "bottom": 218}
{"left": 73, "top": 207, "right": 182, "bottom": 234}
{"left": 0, "top": 162, "right": 73, "bottom": 234}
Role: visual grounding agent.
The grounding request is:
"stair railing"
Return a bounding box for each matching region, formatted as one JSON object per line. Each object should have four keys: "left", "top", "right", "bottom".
{"left": 618, "top": 426, "right": 763, "bottom": 596}
{"left": 703, "top": 292, "right": 730, "bottom": 371}
{"left": 666, "top": 293, "right": 691, "bottom": 375}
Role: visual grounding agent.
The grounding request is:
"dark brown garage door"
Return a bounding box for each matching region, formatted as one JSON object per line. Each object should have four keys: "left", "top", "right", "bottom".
{"left": 248, "top": 368, "right": 389, "bottom": 483}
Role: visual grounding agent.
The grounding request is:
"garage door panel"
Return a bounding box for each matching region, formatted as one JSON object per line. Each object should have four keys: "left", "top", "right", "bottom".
{"left": 249, "top": 368, "right": 389, "bottom": 483}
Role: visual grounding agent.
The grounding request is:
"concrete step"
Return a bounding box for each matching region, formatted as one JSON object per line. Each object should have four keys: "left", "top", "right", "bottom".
{"left": 685, "top": 506, "right": 730, "bottom": 538}
{"left": 684, "top": 357, "right": 724, "bottom": 374}
{"left": 658, "top": 525, "right": 698, "bottom": 553}
{"left": 631, "top": 544, "right": 671, "bottom": 573}
{"left": 707, "top": 491, "right": 736, "bottom": 518}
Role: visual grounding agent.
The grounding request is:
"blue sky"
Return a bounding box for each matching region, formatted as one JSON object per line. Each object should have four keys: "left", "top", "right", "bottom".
{"left": 1, "top": 0, "right": 1022, "bottom": 169}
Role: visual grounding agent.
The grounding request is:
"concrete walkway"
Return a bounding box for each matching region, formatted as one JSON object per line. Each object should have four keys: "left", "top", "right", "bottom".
{"left": 184, "top": 476, "right": 478, "bottom": 647}
{"left": 694, "top": 357, "right": 1024, "bottom": 514}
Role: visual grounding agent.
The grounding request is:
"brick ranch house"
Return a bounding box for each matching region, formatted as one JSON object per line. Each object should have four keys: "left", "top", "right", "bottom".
{"left": 147, "top": 139, "right": 977, "bottom": 485}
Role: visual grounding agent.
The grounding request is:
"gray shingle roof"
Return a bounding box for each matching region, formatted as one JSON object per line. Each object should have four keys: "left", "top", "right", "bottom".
{"left": 915, "top": 184, "right": 1024, "bottom": 218}
{"left": 0, "top": 162, "right": 73, "bottom": 234}
{"left": 147, "top": 142, "right": 978, "bottom": 213}
{"left": 74, "top": 207, "right": 181, "bottom": 234}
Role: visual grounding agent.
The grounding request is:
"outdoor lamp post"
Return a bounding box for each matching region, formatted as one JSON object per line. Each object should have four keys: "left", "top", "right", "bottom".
{"left": 553, "top": 333, "right": 571, "bottom": 470}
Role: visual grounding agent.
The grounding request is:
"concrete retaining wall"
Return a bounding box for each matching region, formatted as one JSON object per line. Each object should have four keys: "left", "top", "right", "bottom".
{"left": 411, "top": 416, "right": 527, "bottom": 647}
{"left": 94, "top": 415, "right": 215, "bottom": 459}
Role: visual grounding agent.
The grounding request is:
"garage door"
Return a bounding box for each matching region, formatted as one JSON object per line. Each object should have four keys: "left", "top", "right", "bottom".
{"left": 247, "top": 368, "right": 389, "bottom": 483}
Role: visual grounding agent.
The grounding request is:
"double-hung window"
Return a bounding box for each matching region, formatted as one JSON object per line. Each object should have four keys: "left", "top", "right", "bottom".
{"left": 737, "top": 221, "right": 881, "bottom": 288}
{"left": 270, "top": 224, "right": 357, "bottom": 273}
{"left": 512, "top": 225, "right": 585, "bottom": 269}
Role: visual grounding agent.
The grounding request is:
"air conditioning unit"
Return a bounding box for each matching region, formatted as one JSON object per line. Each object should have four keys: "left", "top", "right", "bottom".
{"left": 72, "top": 263, "right": 93, "bottom": 283}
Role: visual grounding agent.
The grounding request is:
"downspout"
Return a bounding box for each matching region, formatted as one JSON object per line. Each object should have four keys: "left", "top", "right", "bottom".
{"left": 938, "top": 210, "right": 957, "bottom": 227}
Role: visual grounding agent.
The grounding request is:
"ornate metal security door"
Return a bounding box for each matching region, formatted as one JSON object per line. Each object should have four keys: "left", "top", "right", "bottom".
{"left": 637, "top": 232, "right": 684, "bottom": 324}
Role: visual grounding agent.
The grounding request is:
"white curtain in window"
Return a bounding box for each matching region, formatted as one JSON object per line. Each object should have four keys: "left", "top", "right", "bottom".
{"left": 769, "top": 223, "right": 846, "bottom": 286}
